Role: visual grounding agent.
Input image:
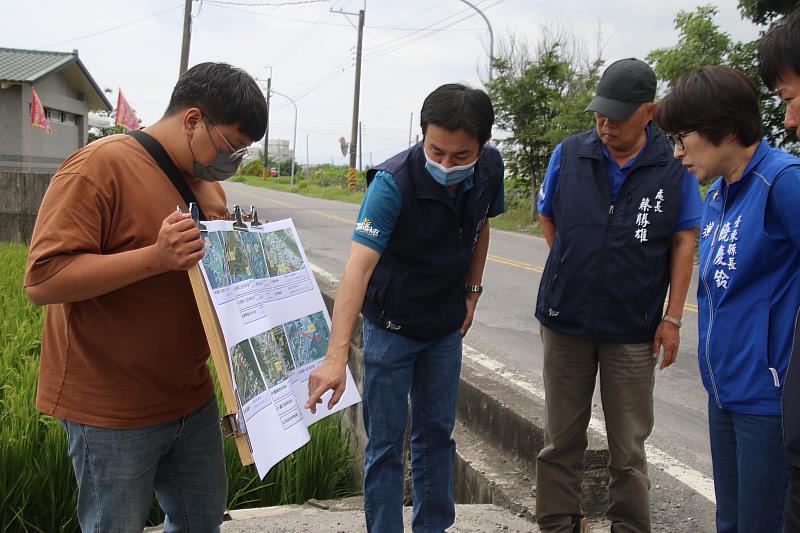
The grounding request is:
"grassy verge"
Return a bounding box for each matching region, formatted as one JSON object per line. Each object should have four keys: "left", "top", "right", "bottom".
{"left": 230, "top": 175, "right": 544, "bottom": 236}
{"left": 491, "top": 205, "right": 542, "bottom": 234}
{"left": 229, "top": 175, "right": 365, "bottom": 204}
{"left": 0, "top": 242, "right": 357, "bottom": 532}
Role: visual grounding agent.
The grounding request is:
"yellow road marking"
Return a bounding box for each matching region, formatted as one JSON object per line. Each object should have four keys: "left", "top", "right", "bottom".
{"left": 227, "top": 188, "right": 300, "bottom": 209}
{"left": 487, "top": 254, "right": 544, "bottom": 273}
{"left": 488, "top": 256, "right": 699, "bottom": 315}
{"left": 309, "top": 210, "right": 354, "bottom": 225}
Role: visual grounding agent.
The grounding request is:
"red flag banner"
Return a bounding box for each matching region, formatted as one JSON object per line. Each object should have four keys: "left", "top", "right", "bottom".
{"left": 115, "top": 89, "right": 140, "bottom": 130}
{"left": 30, "top": 86, "right": 51, "bottom": 134}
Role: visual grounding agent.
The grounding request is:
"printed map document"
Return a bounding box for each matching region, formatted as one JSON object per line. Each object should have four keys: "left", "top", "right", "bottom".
{"left": 197, "top": 217, "right": 360, "bottom": 478}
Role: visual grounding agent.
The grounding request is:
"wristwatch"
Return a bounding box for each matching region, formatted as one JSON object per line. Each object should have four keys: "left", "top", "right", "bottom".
{"left": 661, "top": 314, "right": 682, "bottom": 328}
{"left": 465, "top": 284, "right": 483, "bottom": 294}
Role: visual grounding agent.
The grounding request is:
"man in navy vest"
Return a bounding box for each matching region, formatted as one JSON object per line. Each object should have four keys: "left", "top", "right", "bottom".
{"left": 304, "top": 83, "right": 504, "bottom": 532}
{"left": 534, "top": 59, "right": 702, "bottom": 533}
{"left": 759, "top": 8, "right": 800, "bottom": 531}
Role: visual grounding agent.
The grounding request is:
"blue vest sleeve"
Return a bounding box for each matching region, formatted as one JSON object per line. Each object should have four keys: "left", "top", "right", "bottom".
{"left": 674, "top": 168, "right": 703, "bottom": 232}
{"left": 351, "top": 170, "right": 402, "bottom": 254}
{"left": 766, "top": 166, "right": 800, "bottom": 248}
{"left": 537, "top": 144, "right": 562, "bottom": 218}
{"left": 488, "top": 157, "right": 506, "bottom": 218}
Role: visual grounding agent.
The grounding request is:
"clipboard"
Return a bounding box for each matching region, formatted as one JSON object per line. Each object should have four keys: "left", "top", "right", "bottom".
{"left": 183, "top": 203, "right": 360, "bottom": 476}
{"left": 185, "top": 203, "right": 264, "bottom": 466}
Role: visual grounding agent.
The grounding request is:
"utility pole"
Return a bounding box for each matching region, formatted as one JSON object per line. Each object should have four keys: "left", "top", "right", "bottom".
{"left": 179, "top": 0, "right": 193, "bottom": 76}
{"left": 263, "top": 76, "right": 272, "bottom": 176}
{"left": 306, "top": 133, "right": 309, "bottom": 178}
{"left": 408, "top": 112, "right": 413, "bottom": 148}
{"left": 358, "top": 121, "right": 363, "bottom": 171}
{"left": 332, "top": 6, "right": 365, "bottom": 190}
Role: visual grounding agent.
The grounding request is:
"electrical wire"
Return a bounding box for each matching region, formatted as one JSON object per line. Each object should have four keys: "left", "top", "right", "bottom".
{"left": 200, "top": 2, "right": 482, "bottom": 31}
{"left": 206, "top": 3, "right": 352, "bottom": 25}
{"left": 39, "top": 3, "right": 183, "bottom": 48}
{"left": 203, "top": 0, "right": 331, "bottom": 7}
{"left": 267, "top": 10, "right": 333, "bottom": 67}
{"left": 272, "top": 55, "right": 353, "bottom": 109}
{"left": 365, "top": 0, "right": 494, "bottom": 54}
{"left": 364, "top": 0, "right": 506, "bottom": 62}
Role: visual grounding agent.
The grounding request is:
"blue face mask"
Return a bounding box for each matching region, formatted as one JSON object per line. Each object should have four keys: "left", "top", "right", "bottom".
{"left": 424, "top": 149, "right": 478, "bottom": 186}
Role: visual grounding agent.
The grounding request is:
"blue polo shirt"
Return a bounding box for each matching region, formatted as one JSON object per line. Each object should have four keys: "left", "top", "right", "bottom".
{"left": 353, "top": 170, "right": 506, "bottom": 253}
{"left": 538, "top": 127, "right": 703, "bottom": 231}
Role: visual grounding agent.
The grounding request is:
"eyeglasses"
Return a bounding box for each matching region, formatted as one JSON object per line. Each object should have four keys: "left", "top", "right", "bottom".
{"left": 204, "top": 118, "right": 250, "bottom": 161}
{"left": 666, "top": 130, "right": 694, "bottom": 151}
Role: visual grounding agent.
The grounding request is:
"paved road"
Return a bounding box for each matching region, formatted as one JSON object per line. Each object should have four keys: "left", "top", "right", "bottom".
{"left": 223, "top": 181, "right": 713, "bottom": 483}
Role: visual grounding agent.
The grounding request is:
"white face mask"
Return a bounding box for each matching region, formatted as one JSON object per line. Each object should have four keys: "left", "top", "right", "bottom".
{"left": 423, "top": 149, "right": 479, "bottom": 186}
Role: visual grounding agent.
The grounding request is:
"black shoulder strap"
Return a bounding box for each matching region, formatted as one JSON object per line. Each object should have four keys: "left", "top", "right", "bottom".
{"left": 127, "top": 130, "right": 207, "bottom": 220}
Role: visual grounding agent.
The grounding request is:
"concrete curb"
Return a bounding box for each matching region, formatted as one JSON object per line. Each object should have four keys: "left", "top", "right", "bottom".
{"left": 457, "top": 359, "right": 610, "bottom": 517}
{"left": 314, "top": 271, "right": 612, "bottom": 521}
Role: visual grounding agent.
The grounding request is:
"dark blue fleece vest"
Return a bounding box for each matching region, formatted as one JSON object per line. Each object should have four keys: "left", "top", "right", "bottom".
{"left": 362, "top": 143, "right": 503, "bottom": 341}
{"left": 535, "top": 128, "right": 685, "bottom": 343}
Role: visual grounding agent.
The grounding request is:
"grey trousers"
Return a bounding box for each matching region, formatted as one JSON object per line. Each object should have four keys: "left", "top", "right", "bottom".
{"left": 536, "top": 325, "right": 657, "bottom": 533}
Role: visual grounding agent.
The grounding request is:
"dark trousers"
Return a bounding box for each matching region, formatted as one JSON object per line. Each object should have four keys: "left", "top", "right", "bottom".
{"left": 787, "top": 465, "right": 800, "bottom": 533}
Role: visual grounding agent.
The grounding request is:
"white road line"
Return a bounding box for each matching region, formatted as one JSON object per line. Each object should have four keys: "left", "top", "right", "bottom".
{"left": 308, "top": 262, "right": 717, "bottom": 504}
{"left": 461, "top": 345, "right": 716, "bottom": 504}
{"left": 309, "top": 263, "right": 340, "bottom": 286}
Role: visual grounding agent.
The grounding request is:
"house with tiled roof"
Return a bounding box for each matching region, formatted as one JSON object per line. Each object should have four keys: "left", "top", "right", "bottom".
{"left": 0, "top": 47, "right": 112, "bottom": 172}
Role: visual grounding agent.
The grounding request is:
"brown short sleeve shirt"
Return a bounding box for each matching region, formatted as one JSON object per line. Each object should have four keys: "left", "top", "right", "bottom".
{"left": 25, "top": 134, "right": 229, "bottom": 428}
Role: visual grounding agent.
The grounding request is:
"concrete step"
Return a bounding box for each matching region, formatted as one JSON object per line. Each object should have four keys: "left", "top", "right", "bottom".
{"left": 454, "top": 356, "right": 717, "bottom": 531}
{"left": 145, "top": 497, "right": 541, "bottom": 532}
{"left": 453, "top": 415, "right": 536, "bottom": 522}
{"left": 456, "top": 356, "right": 610, "bottom": 517}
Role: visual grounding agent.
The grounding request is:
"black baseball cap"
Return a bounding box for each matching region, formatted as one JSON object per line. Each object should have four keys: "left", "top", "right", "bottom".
{"left": 585, "top": 58, "right": 657, "bottom": 120}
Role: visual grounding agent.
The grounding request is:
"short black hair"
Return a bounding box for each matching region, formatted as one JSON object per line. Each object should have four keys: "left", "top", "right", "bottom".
{"left": 420, "top": 83, "right": 494, "bottom": 145}
{"left": 654, "top": 66, "right": 762, "bottom": 147}
{"left": 165, "top": 62, "right": 267, "bottom": 141}
{"left": 758, "top": 7, "right": 800, "bottom": 90}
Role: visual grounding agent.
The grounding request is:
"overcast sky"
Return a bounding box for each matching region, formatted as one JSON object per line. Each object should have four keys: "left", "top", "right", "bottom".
{"left": 3, "top": 0, "right": 762, "bottom": 165}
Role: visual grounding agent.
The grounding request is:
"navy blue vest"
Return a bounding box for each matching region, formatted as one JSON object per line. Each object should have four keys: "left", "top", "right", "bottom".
{"left": 362, "top": 143, "right": 503, "bottom": 341}
{"left": 535, "top": 128, "right": 685, "bottom": 343}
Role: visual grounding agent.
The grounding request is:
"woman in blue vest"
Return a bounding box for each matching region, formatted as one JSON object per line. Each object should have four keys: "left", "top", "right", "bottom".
{"left": 656, "top": 65, "right": 800, "bottom": 532}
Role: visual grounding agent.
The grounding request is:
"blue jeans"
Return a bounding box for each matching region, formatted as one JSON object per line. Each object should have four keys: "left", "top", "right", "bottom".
{"left": 61, "top": 395, "right": 227, "bottom": 533}
{"left": 708, "top": 397, "right": 790, "bottom": 533}
{"left": 362, "top": 319, "right": 463, "bottom": 533}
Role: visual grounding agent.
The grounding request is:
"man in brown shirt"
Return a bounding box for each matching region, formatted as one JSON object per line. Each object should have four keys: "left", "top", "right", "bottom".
{"left": 25, "top": 62, "right": 267, "bottom": 532}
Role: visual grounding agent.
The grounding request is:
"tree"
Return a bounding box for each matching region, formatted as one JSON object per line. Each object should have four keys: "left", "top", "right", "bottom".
{"left": 738, "top": 0, "right": 799, "bottom": 25}
{"left": 646, "top": 6, "right": 731, "bottom": 84}
{"left": 488, "top": 29, "right": 601, "bottom": 220}
{"left": 647, "top": 5, "right": 797, "bottom": 152}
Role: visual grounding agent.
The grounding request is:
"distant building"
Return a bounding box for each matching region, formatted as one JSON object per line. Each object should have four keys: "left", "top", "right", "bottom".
{"left": 267, "top": 139, "right": 294, "bottom": 162}
{"left": 0, "top": 47, "right": 112, "bottom": 172}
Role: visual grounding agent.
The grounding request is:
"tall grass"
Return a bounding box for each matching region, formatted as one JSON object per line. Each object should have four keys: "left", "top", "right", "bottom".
{"left": 0, "top": 243, "right": 357, "bottom": 532}
{"left": 0, "top": 243, "right": 76, "bottom": 532}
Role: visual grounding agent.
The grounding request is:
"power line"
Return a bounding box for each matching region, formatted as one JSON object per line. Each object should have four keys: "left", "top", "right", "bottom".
{"left": 375, "top": 0, "right": 503, "bottom": 55}
{"left": 364, "top": 0, "right": 506, "bottom": 62}
{"left": 206, "top": 3, "right": 351, "bottom": 25}
{"left": 365, "top": 0, "right": 494, "bottom": 54}
{"left": 266, "top": 9, "right": 332, "bottom": 67}
{"left": 39, "top": 3, "right": 183, "bottom": 48}
{"left": 204, "top": 0, "right": 331, "bottom": 7}
{"left": 273, "top": 55, "right": 352, "bottom": 109}
{"left": 266, "top": 55, "right": 352, "bottom": 111}
{"left": 390, "top": 0, "right": 449, "bottom": 26}
{"left": 201, "top": 2, "right": 482, "bottom": 31}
